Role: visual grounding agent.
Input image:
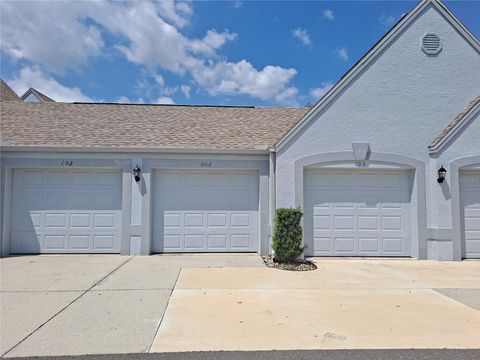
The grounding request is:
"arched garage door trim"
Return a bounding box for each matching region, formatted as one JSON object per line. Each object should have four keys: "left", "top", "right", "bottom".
{"left": 450, "top": 155, "right": 480, "bottom": 260}
{"left": 294, "top": 151, "right": 426, "bottom": 259}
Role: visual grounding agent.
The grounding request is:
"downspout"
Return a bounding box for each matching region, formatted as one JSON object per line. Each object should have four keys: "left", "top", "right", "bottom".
{"left": 268, "top": 147, "right": 276, "bottom": 255}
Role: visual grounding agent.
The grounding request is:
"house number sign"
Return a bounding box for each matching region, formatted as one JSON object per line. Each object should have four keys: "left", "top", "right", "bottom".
{"left": 354, "top": 161, "right": 367, "bottom": 167}
{"left": 201, "top": 161, "right": 212, "bottom": 167}
{"left": 461, "top": 176, "right": 479, "bottom": 184}
{"left": 61, "top": 161, "right": 74, "bottom": 166}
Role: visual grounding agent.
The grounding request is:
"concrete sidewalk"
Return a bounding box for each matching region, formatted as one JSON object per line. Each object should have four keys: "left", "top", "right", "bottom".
{"left": 151, "top": 259, "right": 480, "bottom": 352}
{"left": 1, "top": 254, "right": 264, "bottom": 358}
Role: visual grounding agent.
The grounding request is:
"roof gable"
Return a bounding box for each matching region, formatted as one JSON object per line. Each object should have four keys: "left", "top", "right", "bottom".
{"left": 275, "top": 0, "right": 480, "bottom": 151}
{"left": 428, "top": 96, "right": 480, "bottom": 153}
{"left": 20, "top": 88, "right": 55, "bottom": 102}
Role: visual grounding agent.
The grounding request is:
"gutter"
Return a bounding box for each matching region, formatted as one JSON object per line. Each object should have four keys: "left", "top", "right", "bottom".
{"left": 0, "top": 145, "right": 270, "bottom": 156}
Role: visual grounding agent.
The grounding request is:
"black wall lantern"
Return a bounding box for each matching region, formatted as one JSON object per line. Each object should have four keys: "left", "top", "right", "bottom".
{"left": 132, "top": 165, "right": 141, "bottom": 183}
{"left": 437, "top": 165, "right": 447, "bottom": 183}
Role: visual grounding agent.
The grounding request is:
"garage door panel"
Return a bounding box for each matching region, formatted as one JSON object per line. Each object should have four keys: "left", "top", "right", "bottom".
{"left": 334, "top": 238, "right": 355, "bottom": 252}
{"left": 69, "top": 191, "right": 94, "bottom": 209}
{"left": 10, "top": 169, "right": 122, "bottom": 254}
{"left": 207, "top": 213, "right": 227, "bottom": 228}
{"left": 305, "top": 170, "right": 411, "bottom": 257}
{"left": 22, "top": 171, "right": 44, "bottom": 185}
{"left": 461, "top": 172, "right": 480, "bottom": 258}
{"left": 313, "top": 237, "right": 331, "bottom": 252}
{"left": 465, "top": 217, "right": 480, "bottom": 231}
{"left": 44, "top": 235, "right": 66, "bottom": 250}
{"left": 334, "top": 216, "right": 355, "bottom": 230}
{"left": 12, "top": 232, "right": 40, "bottom": 251}
{"left": 357, "top": 193, "right": 380, "bottom": 208}
{"left": 163, "top": 235, "right": 181, "bottom": 249}
{"left": 68, "top": 235, "right": 90, "bottom": 250}
{"left": 358, "top": 216, "right": 379, "bottom": 230}
{"left": 93, "top": 235, "right": 115, "bottom": 250}
{"left": 333, "top": 192, "right": 355, "bottom": 208}
{"left": 207, "top": 235, "right": 228, "bottom": 249}
{"left": 20, "top": 190, "right": 44, "bottom": 209}
{"left": 164, "top": 213, "right": 182, "bottom": 228}
{"left": 45, "top": 213, "right": 67, "bottom": 228}
{"left": 69, "top": 213, "right": 91, "bottom": 228}
{"left": 358, "top": 237, "right": 380, "bottom": 253}
{"left": 334, "top": 173, "right": 355, "bottom": 187}
{"left": 231, "top": 234, "right": 252, "bottom": 249}
{"left": 383, "top": 238, "right": 404, "bottom": 253}
{"left": 184, "top": 213, "right": 205, "bottom": 227}
{"left": 47, "top": 171, "right": 69, "bottom": 185}
{"left": 153, "top": 170, "right": 258, "bottom": 253}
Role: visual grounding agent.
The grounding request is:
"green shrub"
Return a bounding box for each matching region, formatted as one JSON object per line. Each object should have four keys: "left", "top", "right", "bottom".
{"left": 272, "top": 207, "right": 305, "bottom": 263}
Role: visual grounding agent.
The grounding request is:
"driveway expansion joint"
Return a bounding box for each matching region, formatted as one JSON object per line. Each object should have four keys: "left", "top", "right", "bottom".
{"left": 1, "top": 256, "right": 133, "bottom": 358}
{"left": 147, "top": 267, "right": 183, "bottom": 353}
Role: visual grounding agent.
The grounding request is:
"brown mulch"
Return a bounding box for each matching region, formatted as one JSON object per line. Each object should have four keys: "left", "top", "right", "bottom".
{"left": 262, "top": 255, "right": 317, "bottom": 271}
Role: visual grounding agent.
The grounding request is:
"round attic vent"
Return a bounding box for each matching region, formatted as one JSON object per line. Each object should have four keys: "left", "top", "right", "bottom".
{"left": 422, "top": 33, "right": 442, "bottom": 55}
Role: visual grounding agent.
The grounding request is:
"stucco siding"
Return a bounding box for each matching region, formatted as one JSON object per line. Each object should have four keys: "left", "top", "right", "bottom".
{"left": 276, "top": 4, "right": 479, "bottom": 259}
{"left": 277, "top": 5, "right": 479, "bottom": 206}
{"left": 430, "top": 112, "right": 480, "bottom": 229}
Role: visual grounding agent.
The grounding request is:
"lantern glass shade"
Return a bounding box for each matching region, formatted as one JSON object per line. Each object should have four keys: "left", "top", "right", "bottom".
{"left": 437, "top": 166, "right": 446, "bottom": 183}
{"left": 133, "top": 165, "right": 141, "bottom": 182}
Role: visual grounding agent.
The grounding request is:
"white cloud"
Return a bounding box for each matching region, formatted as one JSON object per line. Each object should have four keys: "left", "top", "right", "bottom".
{"left": 154, "top": 96, "right": 175, "bottom": 104}
{"left": 336, "top": 47, "right": 349, "bottom": 61}
{"left": 155, "top": 0, "right": 192, "bottom": 28}
{"left": 115, "top": 96, "right": 131, "bottom": 103}
{"left": 189, "top": 30, "right": 237, "bottom": 56}
{"left": 153, "top": 73, "right": 165, "bottom": 87}
{"left": 292, "top": 28, "right": 312, "bottom": 47}
{"left": 189, "top": 60, "right": 298, "bottom": 104}
{"left": 1, "top": 0, "right": 298, "bottom": 105}
{"left": 8, "top": 67, "right": 93, "bottom": 102}
{"left": 0, "top": 1, "right": 104, "bottom": 74}
{"left": 378, "top": 14, "right": 397, "bottom": 29}
{"left": 233, "top": 1, "right": 243, "bottom": 9}
{"left": 322, "top": 9, "right": 335, "bottom": 21}
{"left": 180, "top": 85, "right": 191, "bottom": 99}
{"left": 115, "top": 96, "right": 145, "bottom": 104}
{"left": 310, "top": 81, "right": 334, "bottom": 100}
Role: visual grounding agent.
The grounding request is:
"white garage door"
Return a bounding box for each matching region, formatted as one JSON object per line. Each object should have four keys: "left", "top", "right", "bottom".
{"left": 10, "top": 169, "right": 122, "bottom": 254}
{"left": 304, "top": 169, "right": 412, "bottom": 257}
{"left": 152, "top": 170, "right": 259, "bottom": 253}
{"left": 460, "top": 171, "right": 480, "bottom": 258}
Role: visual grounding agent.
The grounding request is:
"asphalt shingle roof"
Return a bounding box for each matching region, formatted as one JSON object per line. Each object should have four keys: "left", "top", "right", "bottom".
{"left": 428, "top": 95, "right": 480, "bottom": 151}
{"left": 0, "top": 102, "right": 307, "bottom": 150}
{"left": 0, "top": 80, "right": 20, "bottom": 102}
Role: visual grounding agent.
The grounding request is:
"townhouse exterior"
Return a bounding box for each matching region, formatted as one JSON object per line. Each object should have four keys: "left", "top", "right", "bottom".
{"left": 1, "top": 0, "right": 479, "bottom": 260}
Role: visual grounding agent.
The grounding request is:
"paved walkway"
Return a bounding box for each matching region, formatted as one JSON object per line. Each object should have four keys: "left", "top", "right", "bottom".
{"left": 151, "top": 258, "right": 480, "bottom": 352}
{"left": 0, "top": 254, "right": 264, "bottom": 358}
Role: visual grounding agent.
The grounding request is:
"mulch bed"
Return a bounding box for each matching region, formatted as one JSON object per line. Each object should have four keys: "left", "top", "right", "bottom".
{"left": 262, "top": 255, "right": 317, "bottom": 271}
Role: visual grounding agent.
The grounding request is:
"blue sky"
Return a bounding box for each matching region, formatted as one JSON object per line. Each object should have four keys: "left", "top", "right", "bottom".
{"left": 1, "top": 0, "right": 478, "bottom": 107}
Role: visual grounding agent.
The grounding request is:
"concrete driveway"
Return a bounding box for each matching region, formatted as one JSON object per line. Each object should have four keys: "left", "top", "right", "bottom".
{"left": 0, "top": 254, "right": 264, "bottom": 358}
{"left": 151, "top": 258, "right": 480, "bottom": 352}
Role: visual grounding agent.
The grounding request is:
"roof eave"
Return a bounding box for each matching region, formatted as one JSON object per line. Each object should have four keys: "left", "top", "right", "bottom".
{"left": 428, "top": 102, "right": 480, "bottom": 154}
{"left": 0, "top": 145, "right": 271, "bottom": 155}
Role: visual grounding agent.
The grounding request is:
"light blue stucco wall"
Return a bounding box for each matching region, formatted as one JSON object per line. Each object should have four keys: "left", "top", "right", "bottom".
{"left": 276, "top": 4, "right": 480, "bottom": 259}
